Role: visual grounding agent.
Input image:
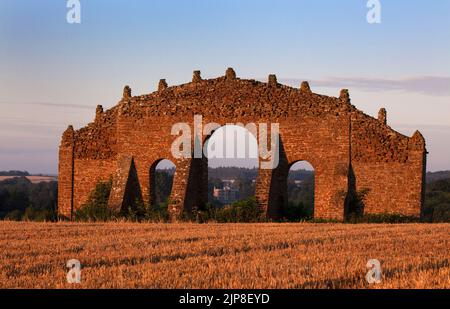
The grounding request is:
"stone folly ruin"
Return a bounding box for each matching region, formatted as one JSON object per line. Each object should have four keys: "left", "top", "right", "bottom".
{"left": 58, "top": 68, "right": 427, "bottom": 221}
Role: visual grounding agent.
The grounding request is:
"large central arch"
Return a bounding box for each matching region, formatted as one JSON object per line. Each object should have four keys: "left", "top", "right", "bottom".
{"left": 204, "top": 124, "right": 259, "bottom": 206}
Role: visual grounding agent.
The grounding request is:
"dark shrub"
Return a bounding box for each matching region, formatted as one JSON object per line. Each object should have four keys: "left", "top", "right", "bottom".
{"left": 213, "top": 197, "right": 263, "bottom": 223}
{"left": 73, "top": 180, "right": 115, "bottom": 222}
{"left": 280, "top": 201, "right": 313, "bottom": 222}
{"left": 346, "top": 213, "right": 420, "bottom": 224}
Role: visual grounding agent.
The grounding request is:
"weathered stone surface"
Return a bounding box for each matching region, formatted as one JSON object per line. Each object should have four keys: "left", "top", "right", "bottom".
{"left": 108, "top": 155, "right": 143, "bottom": 212}
{"left": 300, "top": 81, "right": 311, "bottom": 94}
{"left": 378, "top": 108, "right": 387, "bottom": 125}
{"left": 225, "top": 67, "right": 236, "bottom": 80}
{"left": 268, "top": 74, "right": 278, "bottom": 87}
{"left": 340, "top": 89, "right": 350, "bottom": 104}
{"left": 58, "top": 68, "right": 427, "bottom": 221}
{"left": 158, "top": 79, "right": 168, "bottom": 92}
{"left": 58, "top": 125, "right": 75, "bottom": 219}
{"left": 123, "top": 85, "right": 131, "bottom": 99}
{"left": 95, "top": 105, "right": 103, "bottom": 122}
{"left": 192, "top": 70, "right": 202, "bottom": 83}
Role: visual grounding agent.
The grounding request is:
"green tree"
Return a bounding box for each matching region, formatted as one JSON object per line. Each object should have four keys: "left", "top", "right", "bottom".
{"left": 73, "top": 180, "right": 114, "bottom": 222}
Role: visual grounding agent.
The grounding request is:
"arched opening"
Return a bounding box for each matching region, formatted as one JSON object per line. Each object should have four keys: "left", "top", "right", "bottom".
{"left": 282, "top": 161, "right": 315, "bottom": 221}
{"left": 150, "top": 159, "right": 176, "bottom": 209}
{"left": 204, "top": 125, "right": 259, "bottom": 208}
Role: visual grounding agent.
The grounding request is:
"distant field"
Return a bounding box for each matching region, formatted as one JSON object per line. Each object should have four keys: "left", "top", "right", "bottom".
{"left": 0, "top": 176, "right": 57, "bottom": 183}
{"left": 0, "top": 222, "right": 448, "bottom": 289}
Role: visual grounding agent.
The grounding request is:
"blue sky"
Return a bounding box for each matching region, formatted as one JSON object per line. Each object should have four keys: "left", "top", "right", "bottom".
{"left": 0, "top": 0, "right": 449, "bottom": 173}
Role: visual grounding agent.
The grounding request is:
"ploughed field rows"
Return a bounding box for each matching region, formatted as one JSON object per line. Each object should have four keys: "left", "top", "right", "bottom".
{"left": 0, "top": 222, "right": 448, "bottom": 288}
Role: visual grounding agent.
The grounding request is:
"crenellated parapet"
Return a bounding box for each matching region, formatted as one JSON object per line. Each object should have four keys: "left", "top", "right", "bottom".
{"left": 69, "top": 67, "right": 425, "bottom": 165}
{"left": 351, "top": 111, "right": 414, "bottom": 163}
{"left": 71, "top": 106, "right": 119, "bottom": 160}
{"left": 112, "top": 68, "right": 355, "bottom": 121}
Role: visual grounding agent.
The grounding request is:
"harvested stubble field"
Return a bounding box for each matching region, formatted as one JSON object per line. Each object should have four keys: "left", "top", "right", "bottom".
{"left": 0, "top": 221, "right": 448, "bottom": 289}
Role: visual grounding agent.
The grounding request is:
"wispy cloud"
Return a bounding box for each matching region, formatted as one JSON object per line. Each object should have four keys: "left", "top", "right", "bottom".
{"left": 280, "top": 76, "right": 450, "bottom": 97}
{"left": 0, "top": 101, "right": 93, "bottom": 110}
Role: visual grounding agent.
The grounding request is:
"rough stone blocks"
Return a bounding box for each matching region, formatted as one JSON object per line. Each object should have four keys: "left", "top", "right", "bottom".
{"left": 58, "top": 69, "right": 427, "bottom": 221}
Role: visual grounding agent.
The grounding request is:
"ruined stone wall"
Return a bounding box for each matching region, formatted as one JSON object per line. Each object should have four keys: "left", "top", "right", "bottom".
{"left": 58, "top": 68, "right": 426, "bottom": 221}
{"left": 278, "top": 115, "right": 350, "bottom": 220}
{"left": 57, "top": 107, "right": 119, "bottom": 218}
{"left": 58, "top": 126, "right": 75, "bottom": 218}
{"left": 350, "top": 111, "right": 426, "bottom": 216}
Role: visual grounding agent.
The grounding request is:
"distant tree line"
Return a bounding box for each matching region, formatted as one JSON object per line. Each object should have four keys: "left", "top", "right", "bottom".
{"left": 154, "top": 170, "right": 174, "bottom": 206}
{"left": 423, "top": 178, "right": 450, "bottom": 222}
{"left": 0, "top": 177, "right": 57, "bottom": 221}
{"left": 0, "top": 169, "right": 449, "bottom": 222}
{"left": 208, "top": 167, "right": 258, "bottom": 180}
{"left": 0, "top": 170, "right": 29, "bottom": 176}
{"left": 283, "top": 172, "right": 315, "bottom": 221}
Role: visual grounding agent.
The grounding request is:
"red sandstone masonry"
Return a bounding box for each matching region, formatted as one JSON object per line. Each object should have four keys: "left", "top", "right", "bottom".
{"left": 58, "top": 68, "right": 427, "bottom": 221}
